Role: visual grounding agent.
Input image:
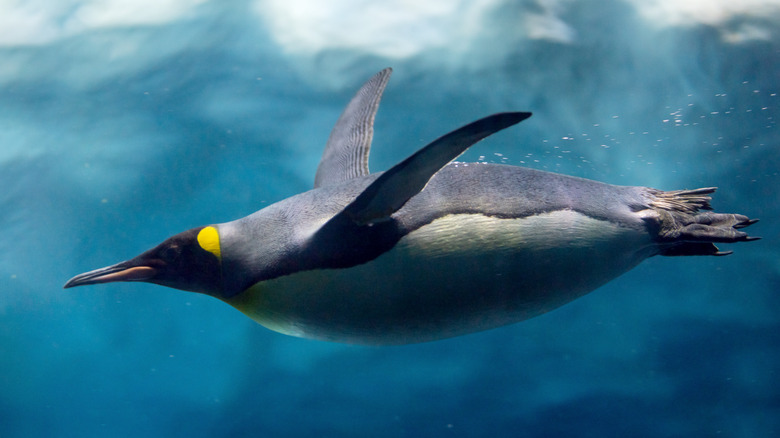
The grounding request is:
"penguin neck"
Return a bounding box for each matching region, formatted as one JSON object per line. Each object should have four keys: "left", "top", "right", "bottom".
{"left": 214, "top": 209, "right": 306, "bottom": 299}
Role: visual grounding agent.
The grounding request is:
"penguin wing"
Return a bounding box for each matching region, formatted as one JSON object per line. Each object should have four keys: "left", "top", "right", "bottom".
{"left": 337, "top": 112, "right": 532, "bottom": 226}
{"left": 313, "top": 68, "right": 393, "bottom": 189}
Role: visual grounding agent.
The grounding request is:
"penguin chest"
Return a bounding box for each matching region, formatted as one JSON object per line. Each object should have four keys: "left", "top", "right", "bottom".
{"left": 225, "top": 210, "right": 655, "bottom": 345}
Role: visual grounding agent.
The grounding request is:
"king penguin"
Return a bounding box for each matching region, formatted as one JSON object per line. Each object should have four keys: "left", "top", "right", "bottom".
{"left": 65, "top": 68, "right": 758, "bottom": 345}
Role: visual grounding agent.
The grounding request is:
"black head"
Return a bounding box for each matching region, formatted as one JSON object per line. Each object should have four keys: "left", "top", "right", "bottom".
{"left": 64, "top": 226, "right": 224, "bottom": 296}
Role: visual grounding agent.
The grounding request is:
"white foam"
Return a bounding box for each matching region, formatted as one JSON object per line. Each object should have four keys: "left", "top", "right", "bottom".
{"left": 254, "top": 0, "right": 500, "bottom": 58}
{"left": 0, "top": 0, "right": 206, "bottom": 46}
{"left": 628, "top": 0, "right": 780, "bottom": 41}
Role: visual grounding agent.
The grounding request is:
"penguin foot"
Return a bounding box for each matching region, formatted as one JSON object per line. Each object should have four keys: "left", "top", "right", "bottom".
{"left": 648, "top": 188, "right": 759, "bottom": 256}
{"left": 662, "top": 213, "right": 758, "bottom": 243}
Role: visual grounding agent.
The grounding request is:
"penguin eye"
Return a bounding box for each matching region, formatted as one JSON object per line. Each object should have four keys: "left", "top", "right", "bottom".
{"left": 160, "top": 245, "right": 181, "bottom": 263}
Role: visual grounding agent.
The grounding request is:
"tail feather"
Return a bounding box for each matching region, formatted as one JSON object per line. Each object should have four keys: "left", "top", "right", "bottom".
{"left": 649, "top": 187, "right": 715, "bottom": 212}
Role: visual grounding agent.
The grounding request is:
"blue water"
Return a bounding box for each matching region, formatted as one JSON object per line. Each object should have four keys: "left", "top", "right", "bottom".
{"left": 1, "top": 1, "right": 778, "bottom": 436}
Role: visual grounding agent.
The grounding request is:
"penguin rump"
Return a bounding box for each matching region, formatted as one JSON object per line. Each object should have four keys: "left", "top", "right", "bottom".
{"left": 65, "top": 68, "right": 759, "bottom": 345}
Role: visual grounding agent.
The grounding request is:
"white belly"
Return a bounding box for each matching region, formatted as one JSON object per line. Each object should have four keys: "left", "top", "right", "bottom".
{"left": 225, "top": 210, "right": 656, "bottom": 344}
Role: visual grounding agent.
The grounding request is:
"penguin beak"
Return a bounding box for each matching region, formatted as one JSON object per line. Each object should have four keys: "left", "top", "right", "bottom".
{"left": 64, "top": 261, "right": 158, "bottom": 288}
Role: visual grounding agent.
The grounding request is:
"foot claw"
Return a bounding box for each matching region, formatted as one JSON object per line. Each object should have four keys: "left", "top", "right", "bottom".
{"left": 735, "top": 218, "right": 759, "bottom": 228}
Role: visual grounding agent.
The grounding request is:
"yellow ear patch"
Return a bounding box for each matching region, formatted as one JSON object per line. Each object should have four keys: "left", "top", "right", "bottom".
{"left": 197, "top": 226, "right": 222, "bottom": 260}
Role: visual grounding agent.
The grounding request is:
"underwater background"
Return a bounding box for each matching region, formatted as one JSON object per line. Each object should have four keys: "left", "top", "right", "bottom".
{"left": 1, "top": 0, "right": 778, "bottom": 436}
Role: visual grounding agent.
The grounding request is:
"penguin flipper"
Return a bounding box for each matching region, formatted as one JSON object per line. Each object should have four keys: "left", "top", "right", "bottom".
{"left": 340, "top": 112, "right": 532, "bottom": 225}
{"left": 314, "top": 68, "right": 393, "bottom": 189}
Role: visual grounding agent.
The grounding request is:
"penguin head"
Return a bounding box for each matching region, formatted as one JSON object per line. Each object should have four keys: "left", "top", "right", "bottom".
{"left": 64, "top": 226, "right": 223, "bottom": 296}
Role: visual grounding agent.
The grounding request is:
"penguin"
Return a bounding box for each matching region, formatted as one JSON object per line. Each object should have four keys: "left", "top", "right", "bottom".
{"left": 64, "top": 68, "right": 758, "bottom": 345}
